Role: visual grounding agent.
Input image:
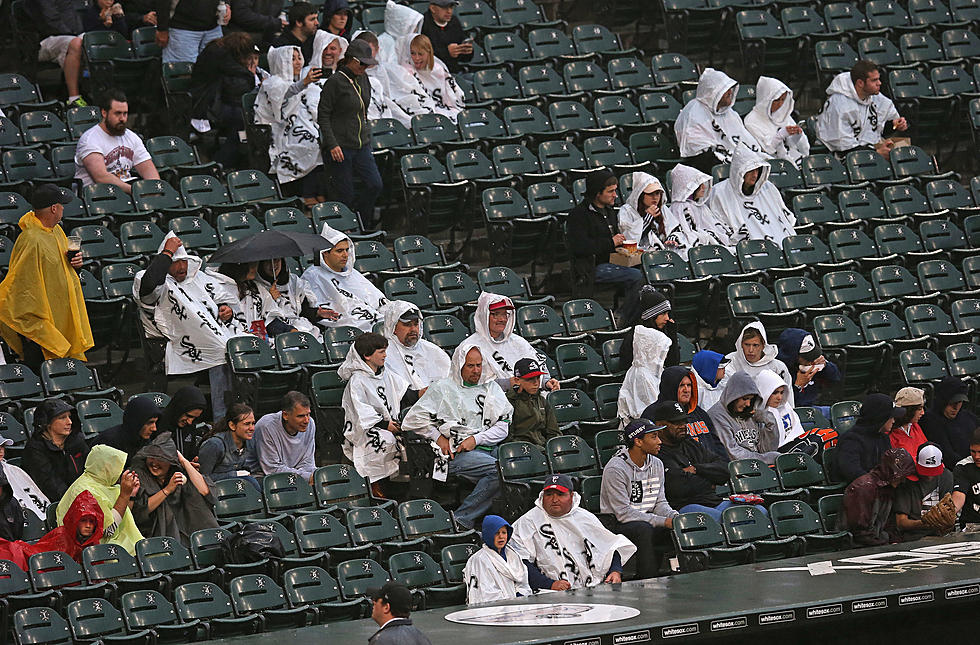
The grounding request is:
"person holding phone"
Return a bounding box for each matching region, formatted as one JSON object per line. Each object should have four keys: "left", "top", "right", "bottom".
{"left": 421, "top": 0, "right": 473, "bottom": 74}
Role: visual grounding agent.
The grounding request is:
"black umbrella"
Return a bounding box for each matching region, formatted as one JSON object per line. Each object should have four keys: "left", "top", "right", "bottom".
{"left": 206, "top": 229, "right": 332, "bottom": 264}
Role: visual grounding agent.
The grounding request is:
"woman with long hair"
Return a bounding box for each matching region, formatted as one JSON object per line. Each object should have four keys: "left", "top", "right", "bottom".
{"left": 197, "top": 403, "right": 262, "bottom": 490}
{"left": 406, "top": 34, "right": 463, "bottom": 121}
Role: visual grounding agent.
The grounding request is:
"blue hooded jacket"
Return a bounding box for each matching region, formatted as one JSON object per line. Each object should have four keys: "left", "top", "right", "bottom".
{"left": 775, "top": 328, "right": 841, "bottom": 407}
{"left": 692, "top": 350, "right": 725, "bottom": 386}
{"left": 481, "top": 515, "right": 511, "bottom": 555}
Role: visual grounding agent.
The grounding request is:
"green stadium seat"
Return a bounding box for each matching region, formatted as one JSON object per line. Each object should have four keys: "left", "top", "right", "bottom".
{"left": 720, "top": 505, "right": 805, "bottom": 561}
{"left": 768, "top": 500, "right": 852, "bottom": 553}
{"left": 282, "top": 566, "right": 364, "bottom": 622}
{"left": 174, "top": 582, "right": 261, "bottom": 636}
{"left": 671, "top": 512, "right": 754, "bottom": 573}
{"left": 228, "top": 573, "right": 314, "bottom": 629}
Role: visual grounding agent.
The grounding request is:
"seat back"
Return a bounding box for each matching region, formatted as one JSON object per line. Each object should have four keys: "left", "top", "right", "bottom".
{"left": 335, "top": 559, "right": 390, "bottom": 600}
{"left": 174, "top": 582, "right": 235, "bottom": 621}
{"left": 13, "top": 608, "right": 72, "bottom": 645}
{"left": 347, "top": 507, "right": 401, "bottom": 546}
{"left": 774, "top": 453, "right": 825, "bottom": 489}
{"left": 81, "top": 543, "right": 140, "bottom": 584}
{"left": 769, "top": 500, "right": 823, "bottom": 538}
{"left": 546, "top": 435, "right": 599, "bottom": 475}
{"left": 673, "top": 512, "right": 728, "bottom": 550}
{"left": 497, "top": 441, "right": 549, "bottom": 481}
{"left": 263, "top": 472, "right": 317, "bottom": 514}
{"left": 728, "top": 458, "right": 779, "bottom": 493}
{"left": 283, "top": 566, "right": 343, "bottom": 605}
{"left": 388, "top": 551, "right": 443, "bottom": 589}
{"left": 293, "top": 512, "right": 352, "bottom": 552}
{"left": 120, "top": 589, "right": 179, "bottom": 631}
{"left": 721, "top": 505, "right": 777, "bottom": 544}
{"left": 29, "top": 551, "right": 86, "bottom": 592}
{"left": 397, "top": 499, "right": 456, "bottom": 539}
{"left": 229, "top": 574, "right": 288, "bottom": 613}
{"left": 137, "top": 536, "right": 195, "bottom": 575}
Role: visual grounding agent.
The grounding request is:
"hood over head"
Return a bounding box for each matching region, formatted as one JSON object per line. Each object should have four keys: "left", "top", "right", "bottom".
{"left": 871, "top": 447, "right": 916, "bottom": 487}
{"left": 63, "top": 490, "right": 104, "bottom": 547}
{"left": 311, "top": 31, "right": 349, "bottom": 70}
{"left": 656, "top": 365, "right": 699, "bottom": 413}
{"left": 450, "top": 340, "right": 496, "bottom": 387}
{"left": 383, "top": 300, "right": 424, "bottom": 343}
{"left": 929, "top": 376, "right": 970, "bottom": 412}
{"left": 267, "top": 45, "right": 299, "bottom": 81}
{"left": 32, "top": 398, "right": 76, "bottom": 437}
{"left": 122, "top": 396, "right": 162, "bottom": 439}
{"left": 585, "top": 168, "right": 617, "bottom": 203}
{"left": 322, "top": 0, "right": 350, "bottom": 17}
{"left": 317, "top": 224, "right": 356, "bottom": 276}
{"left": 158, "top": 387, "right": 208, "bottom": 433}
{"left": 158, "top": 231, "right": 202, "bottom": 281}
{"left": 480, "top": 514, "right": 512, "bottom": 553}
{"left": 473, "top": 291, "right": 515, "bottom": 344}
{"left": 755, "top": 369, "right": 787, "bottom": 407}
{"left": 734, "top": 321, "right": 777, "bottom": 364}
{"left": 384, "top": 0, "right": 423, "bottom": 38}
{"left": 625, "top": 172, "right": 666, "bottom": 214}
{"left": 669, "top": 164, "right": 711, "bottom": 205}
{"left": 84, "top": 444, "right": 128, "bottom": 488}
{"left": 338, "top": 341, "right": 381, "bottom": 380}
{"left": 728, "top": 146, "right": 771, "bottom": 197}
{"left": 133, "top": 431, "right": 180, "bottom": 467}
{"left": 692, "top": 350, "right": 725, "bottom": 387}
{"left": 720, "top": 371, "right": 762, "bottom": 410}
{"left": 775, "top": 327, "right": 808, "bottom": 368}
{"left": 827, "top": 71, "right": 866, "bottom": 104}
{"left": 696, "top": 68, "right": 738, "bottom": 116}
{"left": 751, "top": 76, "right": 794, "bottom": 126}
{"left": 857, "top": 393, "right": 904, "bottom": 432}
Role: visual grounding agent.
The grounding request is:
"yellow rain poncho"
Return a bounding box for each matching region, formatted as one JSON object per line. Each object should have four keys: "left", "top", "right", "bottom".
{"left": 0, "top": 212, "right": 93, "bottom": 360}
{"left": 57, "top": 445, "right": 144, "bottom": 554}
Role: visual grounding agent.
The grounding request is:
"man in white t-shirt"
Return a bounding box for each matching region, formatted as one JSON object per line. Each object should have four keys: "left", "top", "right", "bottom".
{"left": 74, "top": 90, "right": 161, "bottom": 194}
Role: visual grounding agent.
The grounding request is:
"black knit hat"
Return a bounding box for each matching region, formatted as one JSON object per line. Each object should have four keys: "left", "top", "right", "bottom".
{"left": 639, "top": 285, "right": 671, "bottom": 321}
{"left": 585, "top": 169, "right": 617, "bottom": 202}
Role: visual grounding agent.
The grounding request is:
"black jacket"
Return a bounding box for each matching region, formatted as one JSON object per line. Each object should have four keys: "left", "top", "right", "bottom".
{"left": 80, "top": 7, "right": 129, "bottom": 37}
{"left": 658, "top": 436, "right": 730, "bottom": 508}
{"left": 920, "top": 376, "right": 978, "bottom": 465}
{"left": 368, "top": 618, "right": 433, "bottom": 645}
{"left": 90, "top": 396, "right": 162, "bottom": 461}
{"left": 227, "top": 0, "right": 284, "bottom": 41}
{"left": 271, "top": 29, "right": 315, "bottom": 64}
{"left": 567, "top": 200, "right": 618, "bottom": 269}
{"left": 156, "top": 0, "right": 219, "bottom": 32}
{"left": 189, "top": 40, "right": 256, "bottom": 119}
{"left": 22, "top": 428, "right": 90, "bottom": 502}
{"left": 836, "top": 422, "right": 892, "bottom": 484}
{"left": 318, "top": 65, "right": 372, "bottom": 151}
{"left": 27, "top": 0, "right": 83, "bottom": 37}
{"left": 421, "top": 10, "right": 472, "bottom": 74}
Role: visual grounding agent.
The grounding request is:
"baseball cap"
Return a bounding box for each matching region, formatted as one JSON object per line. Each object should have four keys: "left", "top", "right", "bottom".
{"left": 397, "top": 308, "right": 421, "bottom": 323}
{"left": 798, "top": 334, "right": 823, "bottom": 361}
{"left": 514, "top": 357, "right": 545, "bottom": 379}
{"left": 0, "top": 436, "right": 13, "bottom": 448}
{"left": 895, "top": 386, "right": 925, "bottom": 407}
{"left": 950, "top": 392, "right": 970, "bottom": 404}
{"left": 368, "top": 582, "right": 413, "bottom": 615}
{"left": 648, "top": 400, "right": 688, "bottom": 424}
{"left": 430, "top": 0, "right": 459, "bottom": 6}
{"left": 488, "top": 298, "right": 515, "bottom": 311}
{"left": 624, "top": 418, "right": 663, "bottom": 444}
{"left": 542, "top": 474, "right": 573, "bottom": 494}
{"left": 31, "top": 185, "right": 74, "bottom": 212}
{"left": 913, "top": 442, "right": 944, "bottom": 479}
{"left": 347, "top": 40, "right": 378, "bottom": 67}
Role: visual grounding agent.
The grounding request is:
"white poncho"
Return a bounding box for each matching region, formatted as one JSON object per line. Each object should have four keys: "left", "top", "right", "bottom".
{"left": 617, "top": 325, "right": 672, "bottom": 422}
{"left": 204, "top": 267, "right": 291, "bottom": 335}
{"left": 258, "top": 45, "right": 324, "bottom": 185}
{"left": 724, "top": 321, "right": 794, "bottom": 408}
{"left": 464, "top": 292, "right": 550, "bottom": 384}
{"left": 255, "top": 269, "right": 323, "bottom": 340}
{"left": 815, "top": 71, "right": 900, "bottom": 152}
{"left": 667, "top": 164, "right": 738, "bottom": 250}
{"left": 464, "top": 543, "right": 533, "bottom": 605}
{"left": 510, "top": 491, "right": 637, "bottom": 590}
{"left": 709, "top": 146, "right": 797, "bottom": 245}
{"left": 378, "top": 0, "right": 422, "bottom": 66}
{"left": 382, "top": 300, "right": 451, "bottom": 390}
{"left": 401, "top": 341, "right": 512, "bottom": 481}
{"left": 744, "top": 76, "right": 810, "bottom": 168}
{"left": 133, "top": 232, "right": 250, "bottom": 374}
{"left": 674, "top": 68, "right": 763, "bottom": 164}
{"left": 756, "top": 368, "right": 804, "bottom": 448}
{"left": 2, "top": 460, "right": 48, "bottom": 521}
{"left": 304, "top": 31, "right": 349, "bottom": 79}
{"left": 302, "top": 225, "right": 390, "bottom": 332}
{"left": 617, "top": 172, "right": 689, "bottom": 256}
{"left": 339, "top": 344, "right": 410, "bottom": 483}
{"left": 396, "top": 35, "right": 465, "bottom": 122}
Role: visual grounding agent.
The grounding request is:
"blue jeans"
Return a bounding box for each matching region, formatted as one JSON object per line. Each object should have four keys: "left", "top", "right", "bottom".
{"left": 163, "top": 26, "right": 223, "bottom": 63}
{"left": 326, "top": 144, "right": 383, "bottom": 226}
{"left": 208, "top": 364, "right": 232, "bottom": 419}
{"left": 594, "top": 262, "right": 644, "bottom": 323}
{"left": 680, "top": 501, "right": 768, "bottom": 523}
{"left": 447, "top": 448, "right": 500, "bottom": 530}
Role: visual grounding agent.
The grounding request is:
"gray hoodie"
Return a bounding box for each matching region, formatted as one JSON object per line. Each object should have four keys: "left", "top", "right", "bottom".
{"left": 707, "top": 372, "right": 781, "bottom": 464}
{"left": 599, "top": 446, "right": 678, "bottom": 527}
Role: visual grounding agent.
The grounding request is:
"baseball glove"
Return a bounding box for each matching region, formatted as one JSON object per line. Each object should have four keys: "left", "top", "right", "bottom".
{"left": 920, "top": 492, "right": 957, "bottom": 534}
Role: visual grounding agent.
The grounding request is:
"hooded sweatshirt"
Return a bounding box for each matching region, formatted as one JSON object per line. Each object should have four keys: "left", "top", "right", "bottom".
{"left": 130, "top": 432, "right": 218, "bottom": 545}
{"left": 383, "top": 301, "right": 451, "bottom": 391}
{"left": 378, "top": 1, "right": 423, "bottom": 66}
{"left": 725, "top": 322, "right": 795, "bottom": 407}
{"left": 710, "top": 146, "right": 797, "bottom": 246}
{"left": 401, "top": 341, "right": 512, "bottom": 479}
{"left": 775, "top": 328, "right": 842, "bottom": 408}
{"left": 707, "top": 372, "right": 781, "bottom": 463}
{"left": 920, "top": 376, "right": 978, "bottom": 465}
{"left": 511, "top": 490, "right": 636, "bottom": 590}
{"left": 650, "top": 366, "right": 727, "bottom": 459}
{"left": 600, "top": 446, "right": 678, "bottom": 527}
{"left": 0, "top": 211, "right": 94, "bottom": 361}
{"left": 91, "top": 396, "right": 162, "bottom": 459}
{"left": 674, "top": 68, "right": 762, "bottom": 163}
{"left": 0, "top": 489, "right": 103, "bottom": 570}
{"left": 843, "top": 448, "right": 915, "bottom": 545}
{"left": 691, "top": 350, "right": 729, "bottom": 411}
{"left": 134, "top": 231, "right": 250, "bottom": 374}
{"left": 303, "top": 225, "right": 390, "bottom": 331}
{"left": 836, "top": 396, "right": 895, "bottom": 484}
{"left": 755, "top": 369, "right": 804, "bottom": 448}
{"left": 667, "top": 164, "right": 737, "bottom": 250}
{"left": 658, "top": 421, "right": 730, "bottom": 509}
{"left": 57, "top": 445, "right": 144, "bottom": 553}
{"left": 815, "top": 71, "right": 900, "bottom": 152}
{"left": 464, "top": 292, "right": 551, "bottom": 388}
{"left": 618, "top": 325, "right": 672, "bottom": 422}
{"left": 617, "top": 172, "right": 687, "bottom": 256}
{"left": 463, "top": 515, "right": 532, "bottom": 605}
{"left": 259, "top": 45, "right": 324, "bottom": 185}
{"left": 339, "top": 342, "right": 411, "bottom": 482}
{"left": 156, "top": 386, "right": 208, "bottom": 455}
{"left": 744, "top": 76, "right": 810, "bottom": 167}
